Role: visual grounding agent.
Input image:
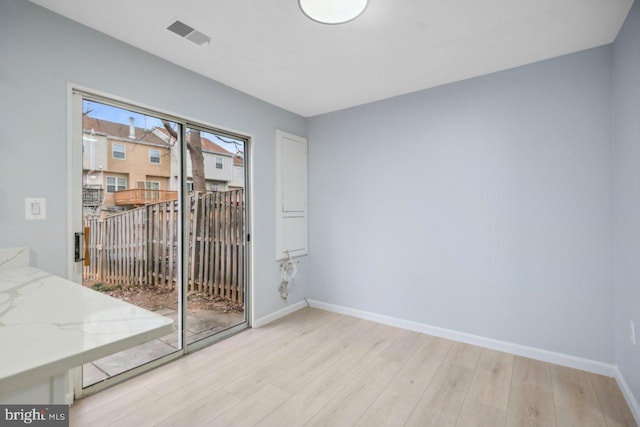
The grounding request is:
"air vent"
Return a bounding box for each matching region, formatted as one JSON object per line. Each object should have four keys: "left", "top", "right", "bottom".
{"left": 166, "top": 20, "right": 211, "bottom": 46}
{"left": 167, "top": 20, "right": 194, "bottom": 37}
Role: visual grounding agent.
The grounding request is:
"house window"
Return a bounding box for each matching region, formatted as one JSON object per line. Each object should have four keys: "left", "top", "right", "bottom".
{"left": 106, "top": 176, "right": 127, "bottom": 193}
{"left": 149, "top": 149, "right": 161, "bottom": 164}
{"left": 145, "top": 181, "right": 160, "bottom": 190}
{"left": 186, "top": 181, "right": 194, "bottom": 192}
{"left": 216, "top": 157, "right": 223, "bottom": 169}
{"left": 137, "top": 181, "right": 160, "bottom": 190}
{"left": 112, "top": 143, "right": 126, "bottom": 159}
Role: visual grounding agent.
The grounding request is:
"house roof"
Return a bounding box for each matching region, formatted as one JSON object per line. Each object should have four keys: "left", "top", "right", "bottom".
{"left": 83, "top": 115, "right": 168, "bottom": 147}
{"left": 198, "top": 135, "right": 233, "bottom": 156}
{"left": 84, "top": 115, "right": 242, "bottom": 159}
{"left": 154, "top": 127, "right": 235, "bottom": 156}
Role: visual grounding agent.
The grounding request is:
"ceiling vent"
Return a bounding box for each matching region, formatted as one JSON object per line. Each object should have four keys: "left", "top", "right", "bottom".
{"left": 166, "top": 20, "right": 211, "bottom": 46}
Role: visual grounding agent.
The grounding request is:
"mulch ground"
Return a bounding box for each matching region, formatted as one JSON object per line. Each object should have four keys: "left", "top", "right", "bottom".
{"left": 83, "top": 280, "right": 244, "bottom": 313}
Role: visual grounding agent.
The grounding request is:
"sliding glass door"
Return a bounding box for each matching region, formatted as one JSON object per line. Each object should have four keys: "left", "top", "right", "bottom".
{"left": 72, "top": 91, "right": 249, "bottom": 396}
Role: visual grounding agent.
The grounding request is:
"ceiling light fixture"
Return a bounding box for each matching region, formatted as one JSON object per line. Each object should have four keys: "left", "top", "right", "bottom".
{"left": 299, "top": 0, "right": 368, "bottom": 25}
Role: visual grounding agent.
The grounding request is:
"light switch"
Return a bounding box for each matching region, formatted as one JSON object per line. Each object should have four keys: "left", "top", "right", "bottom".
{"left": 25, "top": 198, "right": 46, "bottom": 220}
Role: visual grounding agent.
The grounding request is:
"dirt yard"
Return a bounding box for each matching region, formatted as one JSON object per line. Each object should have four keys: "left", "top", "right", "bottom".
{"left": 84, "top": 281, "right": 244, "bottom": 313}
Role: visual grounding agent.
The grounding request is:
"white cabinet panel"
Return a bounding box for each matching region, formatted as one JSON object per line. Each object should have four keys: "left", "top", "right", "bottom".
{"left": 282, "top": 137, "right": 307, "bottom": 212}
{"left": 282, "top": 216, "right": 307, "bottom": 253}
{"left": 276, "top": 131, "right": 308, "bottom": 260}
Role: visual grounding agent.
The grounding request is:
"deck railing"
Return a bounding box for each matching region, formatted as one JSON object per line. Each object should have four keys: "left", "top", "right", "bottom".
{"left": 114, "top": 189, "right": 178, "bottom": 206}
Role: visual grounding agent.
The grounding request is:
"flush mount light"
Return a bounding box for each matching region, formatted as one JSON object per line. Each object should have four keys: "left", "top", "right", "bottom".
{"left": 299, "top": 0, "right": 368, "bottom": 24}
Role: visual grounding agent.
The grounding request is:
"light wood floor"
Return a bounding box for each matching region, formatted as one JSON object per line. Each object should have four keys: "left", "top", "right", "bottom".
{"left": 70, "top": 308, "right": 637, "bottom": 427}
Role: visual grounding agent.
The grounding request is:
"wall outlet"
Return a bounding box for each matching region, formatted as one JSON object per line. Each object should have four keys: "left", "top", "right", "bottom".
{"left": 631, "top": 321, "right": 637, "bottom": 346}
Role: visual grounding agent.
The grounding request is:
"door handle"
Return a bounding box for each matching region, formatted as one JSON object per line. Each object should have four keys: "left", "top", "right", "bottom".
{"left": 75, "top": 228, "right": 90, "bottom": 266}
{"left": 84, "top": 226, "right": 90, "bottom": 267}
{"left": 74, "top": 232, "right": 83, "bottom": 263}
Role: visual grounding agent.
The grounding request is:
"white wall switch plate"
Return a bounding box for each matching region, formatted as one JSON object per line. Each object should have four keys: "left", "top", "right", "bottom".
{"left": 631, "top": 321, "right": 637, "bottom": 346}
{"left": 25, "top": 198, "right": 46, "bottom": 220}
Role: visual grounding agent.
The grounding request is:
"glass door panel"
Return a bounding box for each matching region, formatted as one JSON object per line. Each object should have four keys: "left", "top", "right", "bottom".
{"left": 80, "top": 99, "right": 183, "bottom": 388}
{"left": 184, "top": 127, "right": 247, "bottom": 345}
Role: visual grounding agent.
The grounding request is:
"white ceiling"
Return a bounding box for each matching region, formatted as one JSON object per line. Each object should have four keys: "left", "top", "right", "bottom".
{"left": 30, "top": 0, "right": 633, "bottom": 117}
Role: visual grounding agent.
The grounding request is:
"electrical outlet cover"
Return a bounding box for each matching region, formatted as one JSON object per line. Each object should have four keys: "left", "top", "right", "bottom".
{"left": 25, "top": 198, "right": 46, "bottom": 220}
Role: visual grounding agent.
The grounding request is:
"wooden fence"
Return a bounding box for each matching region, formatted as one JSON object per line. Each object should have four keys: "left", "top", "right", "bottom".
{"left": 84, "top": 190, "right": 244, "bottom": 304}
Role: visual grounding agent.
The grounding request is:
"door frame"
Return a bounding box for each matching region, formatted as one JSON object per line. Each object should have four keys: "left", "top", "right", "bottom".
{"left": 66, "top": 84, "right": 253, "bottom": 399}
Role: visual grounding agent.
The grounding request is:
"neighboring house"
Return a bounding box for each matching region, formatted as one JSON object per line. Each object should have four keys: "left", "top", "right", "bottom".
{"left": 81, "top": 118, "right": 245, "bottom": 216}
{"left": 153, "top": 128, "right": 244, "bottom": 192}
{"left": 229, "top": 156, "right": 245, "bottom": 189}
{"left": 82, "top": 115, "right": 174, "bottom": 214}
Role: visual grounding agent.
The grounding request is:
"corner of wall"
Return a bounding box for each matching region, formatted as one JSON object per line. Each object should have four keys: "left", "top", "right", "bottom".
{"left": 615, "top": 367, "right": 640, "bottom": 425}
{"left": 252, "top": 299, "right": 308, "bottom": 328}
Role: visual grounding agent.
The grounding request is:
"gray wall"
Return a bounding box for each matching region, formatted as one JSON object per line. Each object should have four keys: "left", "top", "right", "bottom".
{"left": 0, "top": 0, "right": 307, "bottom": 320}
{"left": 308, "top": 46, "right": 614, "bottom": 363}
{"left": 612, "top": 0, "right": 640, "bottom": 404}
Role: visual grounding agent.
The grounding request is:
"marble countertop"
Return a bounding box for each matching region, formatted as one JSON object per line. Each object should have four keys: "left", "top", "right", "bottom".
{"left": 0, "top": 248, "right": 174, "bottom": 392}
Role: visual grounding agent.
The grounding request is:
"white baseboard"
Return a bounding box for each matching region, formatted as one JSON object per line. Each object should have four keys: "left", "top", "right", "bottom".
{"left": 614, "top": 366, "right": 640, "bottom": 425}
{"left": 307, "top": 299, "right": 617, "bottom": 377}
{"left": 252, "top": 300, "right": 308, "bottom": 328}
